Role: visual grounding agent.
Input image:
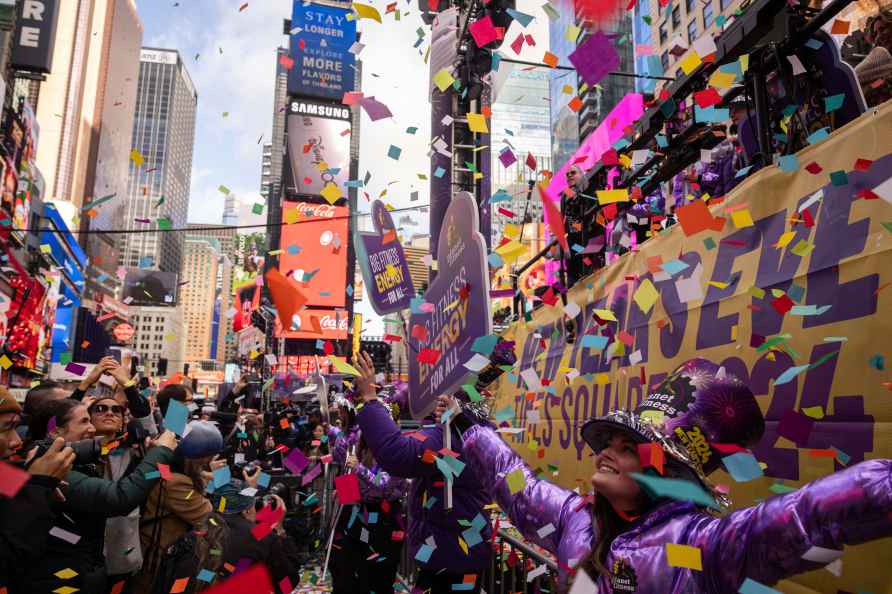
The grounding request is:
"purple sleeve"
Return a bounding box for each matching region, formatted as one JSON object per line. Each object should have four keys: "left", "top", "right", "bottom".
{"left": 355, "top": 464, "right": 411, "bottom": 501}
{"left": 356, "top": 399, "right": 443, "bottom": 478}
{"left": 693, "top": 459, "right": 892, "bottom": 591}
{"left": 332, "top": 431, "right": 350, "bottom": 466}
{"left": 461, "top": 424, "right": 593, "bottom": 570}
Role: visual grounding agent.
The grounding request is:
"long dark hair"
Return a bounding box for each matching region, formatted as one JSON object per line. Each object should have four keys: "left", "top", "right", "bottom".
{"left": 579, "top": 489, "right": 654, "bottom": 580}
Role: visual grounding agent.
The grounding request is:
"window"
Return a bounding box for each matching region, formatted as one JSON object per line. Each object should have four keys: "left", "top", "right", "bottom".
{"left": 672, "top": 5, "right": 681, "bottom": 27}
{"left": 659, "top": 21, "right": 668, "bottom": 43}
{"left": 719, "top": 0, "right": 732, "bottom": 11}
{"left": 703, "top": 1, "right": 714, "bottom": 27}
{"left": 688, "top": 19, "right": 698, "bottom": 41}
{"left": 685, "top": 0, "right": 694, "bottom": 14}
{"left": 661, "top": 51, "right": 670, "bottom": 71}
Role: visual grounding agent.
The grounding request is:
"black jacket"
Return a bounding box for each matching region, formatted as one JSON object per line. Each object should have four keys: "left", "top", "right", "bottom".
{"left": 220, "top": 515, "right": 302, "bottom": 587}
{"left": 0, "top": 475, "right": 59, "bottom": 592}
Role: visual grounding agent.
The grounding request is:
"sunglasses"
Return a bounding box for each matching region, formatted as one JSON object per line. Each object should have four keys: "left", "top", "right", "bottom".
{"left": 91, "top": 404, "right": 125, "bottom": 415}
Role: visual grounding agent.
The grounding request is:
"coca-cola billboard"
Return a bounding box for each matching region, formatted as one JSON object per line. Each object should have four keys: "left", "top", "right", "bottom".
{"left": 275, "top": 308, "right": 349, "bottom": 340}
{"left": 279, "top": 201, "right": 349, "bottom": 308}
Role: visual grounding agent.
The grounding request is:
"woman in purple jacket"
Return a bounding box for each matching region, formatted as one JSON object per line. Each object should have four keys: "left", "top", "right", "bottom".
{"left": 444, "top": 358, "right": 892, "bottom": 593}
{"left": 328, "top": 413, "right": 410, "bottom": 594}
{"left": 354, "top": 353, "right": 493, "bottom": 594}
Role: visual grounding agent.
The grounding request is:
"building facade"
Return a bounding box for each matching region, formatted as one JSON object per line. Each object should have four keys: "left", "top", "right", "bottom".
{"left": 130, "top": 304, "right": 184, "bottom": 377}
{"left": 119, "top": 47, "right": 197, "bottom": 276}
{"left": 547, "top": 0, "right": 580, "bottom": 170}
{"left": 181, "top": 236, "right": 222, "bottom": 363}
{"left": 187, "top": 223, "right": 237, "bottom": 362}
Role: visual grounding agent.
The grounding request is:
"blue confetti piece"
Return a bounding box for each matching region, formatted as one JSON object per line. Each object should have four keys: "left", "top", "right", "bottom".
{"left": 722, "top": 452, "right": 764, "bottom": 482}
{"left": 287, "top": 244, "right": 301, "bottom": 255}
{"left": 415, "top": 544, "right": 434, "bottom": 563}
{"left": 804, "top": 38, "right": 823, "bottom": 49}
{"left": 387, "top": 145, "right": 402, "bottom": 160}
{"left": 735, "top": 165, "right": 754, "bottom": 179}
{"left": 346, "top": 285, "right": 354, "bottom": 296}
{"left": 655, "top": 134, "right": 668, "bottom": 148}
{"left": 196, "top": 569, "right": 216, "bottom": 583}
{"left": 832, "top": 447, "right": 850, "bottom": 465}
{"left": 472, "top": 335, "right": 499, "bottom": 355}
{"left": 773, "top": 364, "right": 809, "bottom": 386}
{"left": 368, "top": 511, "right": 379, "bottom": 524}
{"left": 491, "top": 51, "right": 502, "bottom": 71}
{"left": 823, "top": 93, "right": 845, "bottom": 113}
{"left": 778, "top": 154, "right": 799, "bottom": 173}
{"left": 738, "top": 578, "right": 781, "bottom": 594}
{"left": 434, "top": 166, "right": 446, "bottom": 178}
{"left": 212, "top": 465, "right": 231, "bottom": 489}
{"left": 315, "top": 339, "right": 325, "bottom": 349}
{"left": 506, "top": 7, "right": 534, "bottom": 26}
{"left": 695, "top": 105, "right": 730, "bottom": 123}
{"left": 487, "top": 252, "right": 503, "bottom": 268}
{"left": 661, "top": 259, "right": 689, "bottom": 275}
{"left": 144, "top": 471, "right": 161, "bottom": 479}
{"left": 580, "top": 334, "right": 608, "bottom": 351}
{"left": 806, "top": 127, "right": 830, "bottom": 145}
{"left": 163, "top": 399, "right": 189, "bottom": 436}
{"left": 257, "top": 472, "right": 271, "bottom": 488}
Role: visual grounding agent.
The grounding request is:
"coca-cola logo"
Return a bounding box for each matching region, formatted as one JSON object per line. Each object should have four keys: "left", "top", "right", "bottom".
{"left": 319, "top": 315, "right": 348, "bottom": 330}
{"left": 295, "top": 202, "right": 336, "bottom": 218}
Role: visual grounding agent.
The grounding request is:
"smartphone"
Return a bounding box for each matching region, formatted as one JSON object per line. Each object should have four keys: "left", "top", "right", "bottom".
{"left": 105, "top": 348, "right": 122, "bottom": 364}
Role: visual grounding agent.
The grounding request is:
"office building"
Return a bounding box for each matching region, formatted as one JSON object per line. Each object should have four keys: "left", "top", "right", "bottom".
{"left": 547, "top": 0, "right": 580, "bottom": 171}
{"left": 119, "top": 47, "right": 197, "bottom": 276}
{"left": 181, "top": 236, "right": 223, "bottom": 363}
{"left": 267, "top": 47, "right": 289, "bottom": 201}
{"left": 17, "top": 0, "right": 142, "bottom": 211}
{"left": 187, "top": 223, "right": 237, "bottom": 362}
{"left": 223, "top": 192, "right": 238, "bottom": 226}
{"left": 130, "top": 305, "right": 184, "bottom": 377}
{"left": 576, "top": 10, "right": 635, "bottom": 141}
{"left": 260, "top": 142, "right": 273, "bottom": 200}
{"left": 643, "top": 0, "right": 743, "bottom": 78}
{"left": 490, "top": 68, "right": 551, "bottom": 243}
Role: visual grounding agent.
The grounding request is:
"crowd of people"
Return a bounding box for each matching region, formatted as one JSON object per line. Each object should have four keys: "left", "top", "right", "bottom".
{"left": 0, "top": 343, "right": 891, "bottom": 594}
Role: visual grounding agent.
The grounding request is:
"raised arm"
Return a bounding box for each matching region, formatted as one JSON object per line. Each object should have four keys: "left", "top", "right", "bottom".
{"left": 460, "top": 423, "right": 593, "bottom": 568}
{"left": 355, "top": 399, "right": 442, "bottom": 478}
{"left": 695, "top": 459, "right": 892, "bottom": 591}
{"left": 355, "top": 463, "right": 411, "bottom": 500}
{"left": 63, "top": 441, "right": 175, "bottom": 516}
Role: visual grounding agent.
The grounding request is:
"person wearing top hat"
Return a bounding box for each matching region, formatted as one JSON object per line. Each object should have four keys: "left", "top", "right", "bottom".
{"left": 435, "top": 358, "right": 892, "bottom": 593}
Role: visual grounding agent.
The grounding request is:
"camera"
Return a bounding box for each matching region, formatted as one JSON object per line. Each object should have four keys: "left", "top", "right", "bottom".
{"left": 28, "top": 437, "right": 104, "bottom": 466}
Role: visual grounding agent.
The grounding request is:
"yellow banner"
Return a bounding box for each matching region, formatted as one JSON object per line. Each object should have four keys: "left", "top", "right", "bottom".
{"left": 491, "top": 102, "right": 892, "bottom": 593}
{"left": 352, "top": 313, "right": 363, "bottom": 361}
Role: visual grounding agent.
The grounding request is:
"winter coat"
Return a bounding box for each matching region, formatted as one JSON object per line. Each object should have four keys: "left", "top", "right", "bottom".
{"left": 218, "top": 515, "right": 303, "bottom": 587}
{"left": 332, "top": 427, "right": 411, "bottom": 501}
{"left": 461, "top": 423, "right": 892, "bottom": 593}
{"left": 23, "top": 445, "right": 175, "bottom": 594}
{"left": 140, "top": 472, "right": 212, "bottom": 557}
{"left": 356, "top": 400, "right": 492, "bottom": 573}
{"left": 0, "top": 475, "right": 60, "bottom": 593}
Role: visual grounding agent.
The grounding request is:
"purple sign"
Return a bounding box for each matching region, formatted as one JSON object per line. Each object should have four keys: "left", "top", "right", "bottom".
{"left": 408, "top": 192, "right": 492, "bottom": 419}
{"left": 356, "top": 201, "right": 414, "bottom": 314}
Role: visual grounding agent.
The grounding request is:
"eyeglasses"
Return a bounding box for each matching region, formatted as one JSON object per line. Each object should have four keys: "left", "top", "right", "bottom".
{"left": 91, "top": 404, "right": 124, "bottom": 415}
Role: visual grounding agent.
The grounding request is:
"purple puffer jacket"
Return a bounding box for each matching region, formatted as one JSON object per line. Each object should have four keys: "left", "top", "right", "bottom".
{"left": 461, "top": 424, "right": 892, "bottom": 592}
{"left": 357, "top": 400, "right": 492, "bottom": 573}
{"left": 332, "top": 427, "right": 411, "bottom": 501}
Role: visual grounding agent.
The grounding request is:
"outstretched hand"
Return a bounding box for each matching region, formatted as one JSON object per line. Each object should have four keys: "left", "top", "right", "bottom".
{"left": 355, "top": 352, "right": 378, "bottom": 402}
{"left": 435, "top": 394, "right": 459, "bottom": 424}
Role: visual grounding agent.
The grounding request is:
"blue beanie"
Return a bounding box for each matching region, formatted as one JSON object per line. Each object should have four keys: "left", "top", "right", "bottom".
{"left": 177, "top": 421, "right": 223, "bottom": 459}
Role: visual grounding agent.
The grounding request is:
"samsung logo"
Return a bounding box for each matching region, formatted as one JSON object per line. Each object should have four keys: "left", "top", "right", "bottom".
{"left": 289, "top": 100, "right": 351, "bottom": 121}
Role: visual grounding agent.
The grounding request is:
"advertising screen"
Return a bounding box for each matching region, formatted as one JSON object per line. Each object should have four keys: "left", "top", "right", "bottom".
{"left": 122, "top": 270, "right": 178, "bottom": 306}
{"left": 286, "top": 110, "right": 351, "bottom": 198}
{"left": 278, "top": 201, "right": 349, "bottom": 308}
{"left": 288, "top": 1, "right": 356, "bottom": 100}
{"left": 275, "top": 308, "right": 348, "bottom": 341}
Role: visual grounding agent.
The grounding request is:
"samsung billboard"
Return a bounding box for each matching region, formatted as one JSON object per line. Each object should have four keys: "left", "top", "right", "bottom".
{"left": 285, "top": 108, "right": 351, "bottom": 198}
{"left": 289, "top": 1, "right": 356, "bottom": 100}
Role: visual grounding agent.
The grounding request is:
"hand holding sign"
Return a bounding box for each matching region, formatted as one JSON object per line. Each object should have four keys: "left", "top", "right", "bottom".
{"left": 355, "top": 351, "right": 378, "bottom": 402}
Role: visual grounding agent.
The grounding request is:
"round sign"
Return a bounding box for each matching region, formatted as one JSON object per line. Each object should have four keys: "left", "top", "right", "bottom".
{"left": 113, "top": 322, "right": 135, "bottom": 343}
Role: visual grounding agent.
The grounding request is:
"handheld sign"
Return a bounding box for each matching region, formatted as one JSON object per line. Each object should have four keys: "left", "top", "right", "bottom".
{"left": 408, "top": 192, "right": 492, "bottom": 419}
{"left": 355, "top": 200, "right": 415, "bottom": 314}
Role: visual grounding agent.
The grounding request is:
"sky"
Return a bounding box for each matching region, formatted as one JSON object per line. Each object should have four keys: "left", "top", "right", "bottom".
{"left": 136, "top": 0, "right": 552, "bottom": 333}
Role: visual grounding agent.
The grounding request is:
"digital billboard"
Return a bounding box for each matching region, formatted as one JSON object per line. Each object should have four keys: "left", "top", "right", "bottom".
{"left": 286, "top": 104, "right": 351, "bottom": 198}
{"left": 278, "top": 201, "right": 349, "bottom": 308}
{"left": 288, "top": 1, "right": 356, "bottom": 100}
{"left": 122, "top": 270, "right": 178, "bottom": 306}
{"left": 275, "top": 308, "right": 349, "bottom": 341}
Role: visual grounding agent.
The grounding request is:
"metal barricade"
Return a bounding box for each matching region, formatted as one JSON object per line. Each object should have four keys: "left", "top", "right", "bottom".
{"left": 483, "top": 529, "right": 559, "bottom": 594}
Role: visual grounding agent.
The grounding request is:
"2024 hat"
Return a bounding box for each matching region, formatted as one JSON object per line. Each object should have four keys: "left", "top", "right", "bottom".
{"left": 581, "top": 358, "right": 765, "bottom": 506}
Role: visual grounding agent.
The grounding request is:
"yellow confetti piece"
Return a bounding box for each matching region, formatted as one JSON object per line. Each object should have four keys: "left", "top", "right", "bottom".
{"left": 284, "top": 208, "right": 300, "bottom": 224}
{"left": 218, "top": 496, "right": 226, "bottom": 513}
{"left": 0, "top": 355, "right": 11, "bottom": 370}
{"left": 731, "top": 325, "right": 738, "bottom": 340}
{"left": 592, "top": 308, "right": 617, "bottom": 322}
{"left": 466, "top": 112, "right": 489, "bottom": 133}
{"left": 594, "top": 373, "right": 610, "bottom": 385}
{"left": 791, "top": 239, "right": 815, "bottom": 257}
{"left": 707, "top": 281, "right": 730, "bottom": 289}
{"left": 679, "top": 50, "right": 702, "bottom": 75}
{"left": 320, "top": 182, "right": 342, "bottom": 205}
{"left": 730, "top": 209, "right": 754, "bottom": 228}
{"left": 129, "top": 149, "right": 144, "bottom": 167}
{"left": 666, "top": 543, "right": 703, "bottom": 570}
{"left": 52, "top": 588, "right": 79, "bottom": 594}
{"left": 352, "top": 2, "right": 382, "bottom": 22}
{"left": 597, "top": 189, "right": 630, "bottom": 204}
{"left": 54, "top": 568, "right": 78, "bottom": 580}
{"left": 749, "top": 287, "right": 766, "bottom": 299}
{"left": 267, "top": 249, "right": 283, "bottom": 256}
{"left": 775, "top": 230, "right": 796, "bottom": 248}
{"left": 432, "top": 68, "right": 455, "bottom": 92}
{"left": 802, "top": 406, "right": 824, "bottom": 419}
{"left": 458, "top": 536, "right": 469, "bottom": 555}
{"left": 331, "top": 357, "right": 362, "bottom": 376}
{"left": 633, "top": 279, "right": 659, "bottom": 314}
{"left": 709, "top": 70, "right": 736, "bottom": 89}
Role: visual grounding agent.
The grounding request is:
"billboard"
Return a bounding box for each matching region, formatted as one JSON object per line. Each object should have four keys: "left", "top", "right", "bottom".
{"left": 279, "top": 201, "right": 349, "bottom": 308}
{"left": 286, "top": 106, "right": 351, "bottom": 198}
{"left": 122, "top": 270, "right": 178, "bottom": 306}
{"left": 490, "top": 103, "right": 892, "bottom": 594}
{"left": 11, "top": 0, "right": 60, "bottom": 74}
{"left": 275, "top": 308, "right": 348, "bottom": 341}
{"left": 288, "top": 1, "right": 356, "bottom": 100}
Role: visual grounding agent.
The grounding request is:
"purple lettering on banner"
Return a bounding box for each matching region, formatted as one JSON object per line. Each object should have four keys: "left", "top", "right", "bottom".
{"left": 627, "top": 376, "right": 644, "bottom": 409}
{"left": 747, "top": 351, "right": 800, "bottom": 480}
{"left": 356, "top": 200, "right": 415, "bottom": 314}
{"left": 647, "top": 372, "right": 668, "bottom": 395}
{"left": 798, "top": 344, "right": 873, "bottom": 470}
{"left": 559, "top": 386, "right": 574, "bottom": 450}
{"left": 697, "top": 228, "right": 759, "bottom": 350}
{"left": 802, "top": 159, "right": 888, "bottom": 328}
{"left": 572, "top": 385, "right": 591, "bottom": 459}
{"left": 541, "top": 392, "right": 555, "bottom": 447}
{"left": 516, "top": 333, "right": 540, "bottom": 389}
{"left": 608, "top": 284, "right": 631, "bottom": 368}
{"left": 750, "top": 210, "right": 808, "bottom": 339}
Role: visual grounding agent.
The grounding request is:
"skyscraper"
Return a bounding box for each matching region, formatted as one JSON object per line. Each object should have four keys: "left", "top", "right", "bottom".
{"left": 182, "top": 236, "right": 222, "bottom": 363}
{"left": 222, "top": 192, "right": 238, "bottom": 226}
{"left": 547, "top": 0, "right": 580, "bottom": 170}
{"left": 119, "top": 47, "right": 197, "bottom": 276}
